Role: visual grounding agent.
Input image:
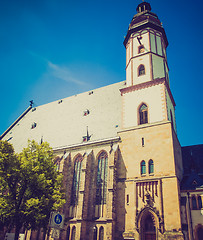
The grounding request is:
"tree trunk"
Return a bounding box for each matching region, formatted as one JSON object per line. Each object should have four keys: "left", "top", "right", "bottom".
{"left": 14, "top": 224, "right": 21, "bottom": 240}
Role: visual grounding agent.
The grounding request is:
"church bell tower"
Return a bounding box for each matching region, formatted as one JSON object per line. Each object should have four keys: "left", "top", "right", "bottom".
{"left": 120, "top": 1, "right": 176, "bottom": 131}
{"left": 124, "top": 1, "right": 169, "bottom": 87}
{"left": 117, "top": 2, "right": 184, "bottom": 240}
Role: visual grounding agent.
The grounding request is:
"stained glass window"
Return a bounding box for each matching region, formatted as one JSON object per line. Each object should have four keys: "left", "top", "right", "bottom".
{"left": 96, "top": 151, "right": 108, "bottom": 205}
{"left": 71, "top": 155, "right": 83, "bottom": 206}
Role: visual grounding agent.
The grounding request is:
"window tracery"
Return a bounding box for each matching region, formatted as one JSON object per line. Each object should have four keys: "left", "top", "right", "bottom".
{"left": 96, "top": 151, "right": 108, "bottom": 205}
{"left": 70, "top": 155, "right": 83, "bottom": 206}
{"left": 139, "top": 104, "right": 148, "bottom": 125}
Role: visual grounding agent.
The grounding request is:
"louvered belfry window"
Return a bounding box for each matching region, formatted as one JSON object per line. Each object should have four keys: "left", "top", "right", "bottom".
{"left": 71, "top": 155, "right": 83, "bottom": 206}
{"left": 139, "top": 104, "right": 148, "bottom": 124}
{"left": 96, "top": 151, "right": 108, "bottom": 205}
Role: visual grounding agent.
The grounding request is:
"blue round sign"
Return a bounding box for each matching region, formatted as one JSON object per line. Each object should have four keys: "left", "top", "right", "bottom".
{"left": 54, "top": 214, "right": 62, "bottom": 224}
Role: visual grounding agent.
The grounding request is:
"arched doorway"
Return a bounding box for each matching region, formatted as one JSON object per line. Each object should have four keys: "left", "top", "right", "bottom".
{"left": 142, "top": 213, "right": 156, "bottom": 240}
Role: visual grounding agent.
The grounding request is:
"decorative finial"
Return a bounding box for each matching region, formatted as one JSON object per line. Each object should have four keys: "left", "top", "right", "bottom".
{"left": 29, "top": 100, "right": 34, "bottom": 107}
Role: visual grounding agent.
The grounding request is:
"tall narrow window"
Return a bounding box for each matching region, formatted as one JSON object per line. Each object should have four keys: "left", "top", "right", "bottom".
{"left": 148, "top": 160, "right": 154, "bottom": 174}
{"left": 66, "top": 227, "right": 70, "bottom": 240}
{"left": 138, "top": 64, "right": 145, "bottom": 76}
{"left": 99, "top": 227, "right": 104, "bottom": 240}
{"left": 139, "top": 104, "right": 148, "bottom": 124}
{"left": 96, "top": 151, "right": 108, "bottom": 205}
{"left": 71, "top": 155, "right": 83, "bottom": 206}
{"left": 71, "top": 226, "right": 76, "bottom": 240}
{"left": 141, "top": 160, "right": 146, "bottom": 175}
{"left": 198, "top": 196, "right": 202, "bottom": 209}
{"left": 192, "top": 196, "right": 197, "bottom": 210}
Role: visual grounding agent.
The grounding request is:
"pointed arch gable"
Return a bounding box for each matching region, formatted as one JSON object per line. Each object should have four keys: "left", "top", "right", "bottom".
{"left": 136, "top": 206, "right": 164, "bottom": 235}
{"left": 96, "top": 150, "right": 108, "bottom": 160}
{"left": 136, "top": 207, "right": 158, "bottom": 232}
{"left": 73, "top": 153, "right": 83, "bottom": 163}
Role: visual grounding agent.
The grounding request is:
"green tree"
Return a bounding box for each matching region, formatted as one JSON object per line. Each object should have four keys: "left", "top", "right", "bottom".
{"left": 0, "top": 140, "right": 65, "bottom": 240}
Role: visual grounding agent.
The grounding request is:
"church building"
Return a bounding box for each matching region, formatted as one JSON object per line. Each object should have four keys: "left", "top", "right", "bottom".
{"left": 1, "top": 2, "right": 203, "bottom": 240}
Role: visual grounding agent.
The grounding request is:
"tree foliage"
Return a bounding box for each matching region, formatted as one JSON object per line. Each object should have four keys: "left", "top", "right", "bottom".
{"left": 0, "top": 140, "right": 65, "bottom": 240}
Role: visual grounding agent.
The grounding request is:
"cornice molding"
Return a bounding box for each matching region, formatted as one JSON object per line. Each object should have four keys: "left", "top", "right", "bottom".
{"left": 120, "top": 77, "right": 176, "bottom": 107}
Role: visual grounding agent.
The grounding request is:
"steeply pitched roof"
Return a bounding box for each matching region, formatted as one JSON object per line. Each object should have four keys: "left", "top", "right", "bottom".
{"left": 181, "top": 144, "right": 203, "bottom": 190}
{"left": 181, "top": 145, "right": 203, "bottom": 174}
{"left": 2, "top": 81, "right": 125, "bottom": 152}
{"left": 181, "top": 171, "right": 203, "bottom": 190}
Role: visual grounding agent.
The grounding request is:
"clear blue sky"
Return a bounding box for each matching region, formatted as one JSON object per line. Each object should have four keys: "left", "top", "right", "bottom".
{"left": 0, "top": 0, "right": 202, "bottom": 146}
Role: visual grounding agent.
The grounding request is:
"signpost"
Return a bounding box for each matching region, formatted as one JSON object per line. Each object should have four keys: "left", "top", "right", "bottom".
{"left": 50, "top": 212, "right": 64, "bottom": 229}
{"left": 49, "top": 212, "right": 64, "bottom": 239}
{"left": 52, "top": 229, "right": 60, "bottom": 239}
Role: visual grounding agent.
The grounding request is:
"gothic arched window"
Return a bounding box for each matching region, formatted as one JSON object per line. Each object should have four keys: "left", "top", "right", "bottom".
{"left": 148, "top": 159, "right": 154, "bottom": 174}
{"left": 138, "top": 64, "right": 145, "bottom": 76}
{"left": 141, "top": 160, "right": 146, "bottom": 175}
{"left": 96, "top": 151, "right": 108, "bottom": 205}
{"left": 139, "top": 104, "right": 148, "bottom": 125}
{"left": 71, "top": 155, "right": 83, "bottom": 206}
{"left": 99, "top": 227, "right": 104, "bottom": 240}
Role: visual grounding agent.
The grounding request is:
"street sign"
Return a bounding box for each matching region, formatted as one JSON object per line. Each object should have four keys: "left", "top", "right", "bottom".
{"left": 49, "top": 212, "right": 64, "bottom": 229}
{"left": 52, "top": 228, "right": 60, "bottom": 239}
